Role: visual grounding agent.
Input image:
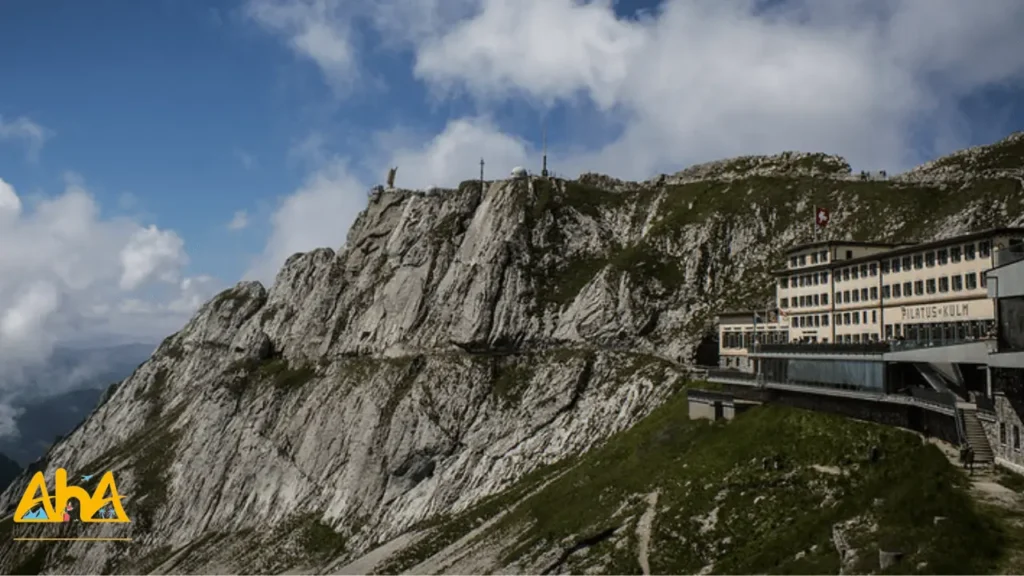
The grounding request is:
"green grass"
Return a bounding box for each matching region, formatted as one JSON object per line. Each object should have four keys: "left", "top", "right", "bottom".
{"left": 223, "top": 356, "right": 317, "bottom": 395}
{"left": 401, "top": 391, "right": 1011, "bottom": 575}
{"left": 996, "top": 467, "right": 1024, "bottom": 493}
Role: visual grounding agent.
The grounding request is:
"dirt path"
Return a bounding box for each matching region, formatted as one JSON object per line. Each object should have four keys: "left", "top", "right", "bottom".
{"left": 636, "top": 490, "right": 660, "bottom": 576}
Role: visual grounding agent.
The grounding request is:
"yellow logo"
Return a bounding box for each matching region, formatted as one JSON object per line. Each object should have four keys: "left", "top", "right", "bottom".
{"left": 14, "top": 468, "right": 129, "bottom": 523}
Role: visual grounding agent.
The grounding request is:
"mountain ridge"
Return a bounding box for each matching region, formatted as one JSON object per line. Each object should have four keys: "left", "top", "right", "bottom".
{"left": 1, "top": 132, "right": 1023, "bottom": 574}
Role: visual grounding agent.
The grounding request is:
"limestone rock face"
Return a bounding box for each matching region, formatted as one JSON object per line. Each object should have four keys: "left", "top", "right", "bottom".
{"left": 2, "top": 135, "right": 1023, "bottom": 574}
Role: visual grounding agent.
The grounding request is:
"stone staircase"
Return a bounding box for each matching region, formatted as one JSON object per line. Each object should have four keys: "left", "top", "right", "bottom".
{"left": 962, "top": 408, "right": 995, "bottom": 467}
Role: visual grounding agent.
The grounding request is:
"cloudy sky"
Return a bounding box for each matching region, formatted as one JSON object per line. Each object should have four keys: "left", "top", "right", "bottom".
{"left": 1, "top": 0, "right": 1024, "bottom": 397}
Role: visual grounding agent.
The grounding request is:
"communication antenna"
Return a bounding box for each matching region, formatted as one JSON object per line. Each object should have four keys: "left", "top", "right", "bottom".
{"left": 480, "top": 158, "right": 485, "bottom": 191}
{"left": 541, "top": 117, "right": 549, "bottom": 177}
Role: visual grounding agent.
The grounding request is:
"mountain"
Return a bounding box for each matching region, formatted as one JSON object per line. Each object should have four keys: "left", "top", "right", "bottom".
{"left": 1, "top": 133, "right": 1022, "bottom": 574}
{"left": 0, "top": 344, "right": 154, "bottom": 466}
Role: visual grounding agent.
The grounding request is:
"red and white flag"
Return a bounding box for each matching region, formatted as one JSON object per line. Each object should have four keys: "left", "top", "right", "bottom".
{"left": 815, "top": 206, "right": 831, "bottom": 228}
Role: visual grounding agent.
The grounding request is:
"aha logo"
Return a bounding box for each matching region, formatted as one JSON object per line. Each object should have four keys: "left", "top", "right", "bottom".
{"left": 14, "top": 468, "right": 129, "bottom": 523}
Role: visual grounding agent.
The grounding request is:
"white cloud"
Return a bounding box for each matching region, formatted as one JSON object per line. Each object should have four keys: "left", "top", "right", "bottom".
{"left": 228, "top": 210, "right": 250, "bottom": 231}
{"left": 0, "top": 175, "right": 218, "bottom": 435}
{"left": 0, "top": 115, "right": 52, "bottom": 162}
{"left": 248, "top": 0, "right": 1024, "bottom": 294}
{"left": 119, "top": 226, "right": 188, "bottom": 291}
{"left": 246, "top": 0, "right": 360, "bottom": 93}
{"left": 245, "top": 159, "right": 367, "bottom": 283}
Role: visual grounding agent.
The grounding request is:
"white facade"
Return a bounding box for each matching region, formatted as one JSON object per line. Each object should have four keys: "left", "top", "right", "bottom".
{"left": 719, "top": 229, "right": 1024, "bottom": 364}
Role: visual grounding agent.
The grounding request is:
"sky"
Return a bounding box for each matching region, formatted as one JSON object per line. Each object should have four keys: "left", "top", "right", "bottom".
{"left": 1, "top": 0, "right": 1024, "bottom": 413}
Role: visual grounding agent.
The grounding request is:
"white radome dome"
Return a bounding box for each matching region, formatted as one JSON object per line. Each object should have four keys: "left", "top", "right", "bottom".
{"left": 511, "top": 166, "right": 527, "bottom": 178}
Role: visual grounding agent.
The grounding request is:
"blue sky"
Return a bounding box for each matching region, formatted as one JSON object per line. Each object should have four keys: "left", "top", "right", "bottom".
{"left": 1, "top": 0, "right": 1023, "bottom": 360}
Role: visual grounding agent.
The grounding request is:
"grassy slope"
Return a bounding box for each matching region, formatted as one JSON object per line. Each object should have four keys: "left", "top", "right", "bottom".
{"left": 385, "top": 388, "right": 1018, "bottom": 575}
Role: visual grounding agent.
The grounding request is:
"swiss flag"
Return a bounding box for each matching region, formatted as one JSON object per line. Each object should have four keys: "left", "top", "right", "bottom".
{"left": 815, "top": 206, "right": 831, "bottom": 228}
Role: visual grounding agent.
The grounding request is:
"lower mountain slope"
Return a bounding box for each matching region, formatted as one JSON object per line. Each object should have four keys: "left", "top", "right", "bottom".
{"left": 355, "top": 396, "right": 1023, "bottom": 576}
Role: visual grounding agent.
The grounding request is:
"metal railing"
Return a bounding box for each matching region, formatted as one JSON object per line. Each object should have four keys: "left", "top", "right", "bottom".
{"left": 975, "top": 394, "right": 997, "bottom": 413}
{"left": 707, "top": 369, "right": 757, "bottom": 381}
{"left": 888, "top": 336, "right": 993, "bottom": 353}
{"left": 907, "top": 386, "right": 957, "bottom": 408}
{"left": 755, "top": 342, "right": 890, "bottom": 355}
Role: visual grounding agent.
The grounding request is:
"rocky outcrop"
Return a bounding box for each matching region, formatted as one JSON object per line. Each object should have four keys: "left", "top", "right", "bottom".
{"left": 1, "top": 135, "right": 1023, "bottom": 574}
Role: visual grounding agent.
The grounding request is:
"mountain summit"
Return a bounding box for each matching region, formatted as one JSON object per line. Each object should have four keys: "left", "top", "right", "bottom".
{"left": 1, "top": 135, "right": 1023, "bottom": 574}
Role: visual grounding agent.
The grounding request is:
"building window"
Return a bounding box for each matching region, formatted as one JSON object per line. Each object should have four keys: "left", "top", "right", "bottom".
{"left": 822, "top": 315, "right": 829, "bottom": 326}
{"left": 844, "top": 312, "right": 851, "bottom": 324}
{"left": 852, "top": 267, "right": 859, "bottom": 279}
{"left": 952, "top": 275, "right": 963, "bottom": 291}
{"left": 926, "top": 279, "right": 936, "bottom": 294}
{"left": 814, "top": 315, "right": 821, "bottom": 327}
{"left": 965, "top": 244, "right": 976, "bottom": 261}
{"left": 1001, "top": 422, "right": 1007, "bottom": 444}
{"left": 834, "top": 313, "right": 841, "bottom": 324}
{"left": 904, "top": 281, "right": 912, "bottom": 296}
{"left": 925, "top": 252, "right": 935, "bottom": 267}
{"left": 852, "top": 290, "right": 860, "bottom": 303}
{"left": 860, "top": 264, "right": 868, "bottom": 277}
{"left": 869, "top": 263, "right": 878, "bottom": 276}
{"left": 790, "top": 256, "right": 798, "bottom": 267}
{"left": 822, "top": 293, "right": 829, "bottom": 305}
{"left": 902, "top": 256, "right": 912, "bottom": 270}
{"left": 966, "top": 273, "right": 977, "bottom": 290}
{"left": 891, "top": 258, "right": 901, "bottom": 272}
{"left": 813, "top": 294, "right": 820, "bottom": 306}
{"left": 820, "top": 250, "right": 829, "bottom": 262}
{"left": 893, "top": 283, "right": 902, "bottom": 297}
{"left": 885, "top": 324, "right": 893, "bottom": 338}
{"left": 780, "top": 277, "right": 789, "bottom": 288}
{"left": 843, "top": 290, "right": 850, "bottom": 303}
{"left": 800, "top": 255, "right": 807, "bottom": 265}
{"left": 853, "top": 313, "right": 860, "bottom": 325}
{"left": 811, "top": 253, "right": 819, "bottom": 264}
{"left": 981, "top": 272, "right": 988, "bottom": 288}
{"left": 843, "top": 268, "right": 850, "bottom": 281}
{"left": 980, "top": 241, "right": 991, "bottom": 258}
{"left": 872, "top": 310, "right": 877, "bottom": 323}
{"left": 937, "top": 248, "right": 948, "bottom": 265}
{"left": 781, "top": 298, "right": 789, "bottom": 308}
{"left": 813, "top": 274, "right": 819, "bottom": 286}
{"left": 883, "top": 285, "right": 891, "bottom": 299}
{"left": 863, "top": 311, "right": 868, "bottom": 324}
{"left": 820, "top": 272, "right": 828, "bottom": 283}
{"left": 834, "top": 291, "right": 841, "bottom": 303}
{"left": 939, "top": 276, "right": 949, "bottom": 293}
{"left": 870, "top": 286, "right": 878, "bottom": 300}
{"left": 861, "top": 288, "right": 868, "bottom": 300}
{"left": 792, "top": 318, "right": 798, "bottom": 327}
{"left": 951, "top": 246, "right": 962, "bottom": 262}
{"left": 846, "top": 250, "right": 853, "bottom": 259}
{"left": 913, "top": 254, "right": 924, "bottom": 269}
{"left": 882, "top": 260, "right": 890, "bottom": 274}
{"left": 799, "top": 316, "right": 805, "bottom": 327}
{"left": 914, "top": 280, "right": 924, "bottom": 295}
{"left": 853, "top": 334, "right": 861, "bottom": 343}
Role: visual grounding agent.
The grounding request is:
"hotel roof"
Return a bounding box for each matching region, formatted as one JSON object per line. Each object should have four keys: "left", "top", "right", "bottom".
{"left": 771, "top": 227, "right": 1024, "bottom": 276}
{"left": 783, "top": 239, "right": 908, "bottom": 255}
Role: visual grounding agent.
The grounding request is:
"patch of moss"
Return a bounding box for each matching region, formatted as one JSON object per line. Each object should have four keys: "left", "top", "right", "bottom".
{"left": 297, "top": 515, "right": 347, "bottom": 560}
{"left": 491, "top": 358, "right": 535, "bottom": 408}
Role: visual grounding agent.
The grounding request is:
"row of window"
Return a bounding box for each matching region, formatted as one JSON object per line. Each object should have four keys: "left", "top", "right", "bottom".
{"left": 789, "top": 250, "right": 830, "bottom": 268}
{"left": 721, "top": 330, "right": 789, "bottom": 349}
{"left": 781, "top": 239, "right": 1009, "bottom": 289}
{"left": 782, "top": 271, "right": 987, "bottom": 309}
{"left": 834, "top": 241, "right": 993, "bottom": 283}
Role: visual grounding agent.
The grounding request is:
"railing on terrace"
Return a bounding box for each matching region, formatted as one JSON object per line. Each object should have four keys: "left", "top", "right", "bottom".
{"left": 888, "top": 336, "right": 994, "bottom": 353}
{"left": 754, "top": 343, "right": 890, "bottom": 355}
{"left": 707, "top": 369, "right": 757, "bottom": 381}
{"left": 686, "top": 389, "right": 736, "bottom": 403}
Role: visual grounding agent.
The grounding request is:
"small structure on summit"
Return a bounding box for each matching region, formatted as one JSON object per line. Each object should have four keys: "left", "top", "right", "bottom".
{"left": 386, "top": 166, "right": 398, "bottom": 189}
{"left": 511, "top": 166, "right": 527, "bottom": 179}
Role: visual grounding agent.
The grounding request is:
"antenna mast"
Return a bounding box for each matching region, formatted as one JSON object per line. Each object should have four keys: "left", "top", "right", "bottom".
{"left": 480, "top": 158, "right": 485, "bottom": 191}
{"left": 541, "top": 117, "right": 549, "bottom": 177}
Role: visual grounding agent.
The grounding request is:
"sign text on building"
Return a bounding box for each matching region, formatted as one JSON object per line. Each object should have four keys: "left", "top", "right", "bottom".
{"left": 900, "top": 303, "right": 971, "bottom": 322}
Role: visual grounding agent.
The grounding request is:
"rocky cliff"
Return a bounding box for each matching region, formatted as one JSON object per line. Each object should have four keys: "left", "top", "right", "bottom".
{"left": 0, "top": 132, "right": 1022, "bottom": 575}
